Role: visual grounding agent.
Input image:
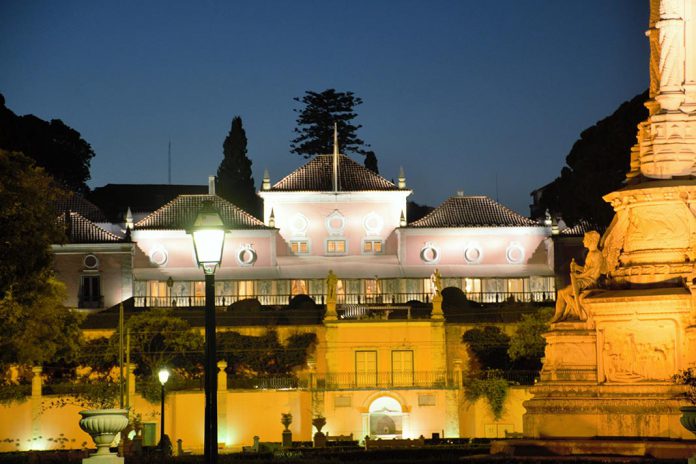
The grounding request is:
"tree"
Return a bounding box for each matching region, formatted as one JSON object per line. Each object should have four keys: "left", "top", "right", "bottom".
{"left": 0, "top": 277, "right": 84, "bottom": 369}
{"left": 119, "top": 308, "right": 204, "bottom": 378}
{"left": 508, "top": 307, "right": 553, "bottom": 371}
{"left": 216, "top": 116, "right": 259, "bottom": 217}
{"left": 364, "top": 150, "right": 379, "bottom": 174}
{"left": 462, "top": 326, "right": 511, "bottom": 372}
{"left": 0, "top": 150, "right": 66, "bottom": 300}
{"left": 290, "top": 89, "right": 371, "bottom": 159}
{"left": 535, "top": 91, "right": 648, "bottom": 229}
{"left": 0, "top": 94, "right": 95, "bottom": 195}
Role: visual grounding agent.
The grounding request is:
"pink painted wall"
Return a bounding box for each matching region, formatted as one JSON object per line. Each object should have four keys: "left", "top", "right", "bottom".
{"left": 271, "top": 199, "right": 403, "bottom": 257}
{"left": 401, "top": 230, "right": 548, "bottom": 266}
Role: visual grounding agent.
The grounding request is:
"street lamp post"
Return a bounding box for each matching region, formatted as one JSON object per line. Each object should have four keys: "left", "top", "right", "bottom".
{"left": 158, "top": 368, "right": 170, "bottom": 452}
{"left": 188, "top": 200, "right": 226, "bottom": 464}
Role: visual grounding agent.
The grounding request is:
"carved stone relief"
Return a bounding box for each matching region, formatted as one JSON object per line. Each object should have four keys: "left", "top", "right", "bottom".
{"left": 624, "top": 205, "right": 690, "bottom": 252}
{"left": 599, "top": 322, "right": 676, "bottom": 383}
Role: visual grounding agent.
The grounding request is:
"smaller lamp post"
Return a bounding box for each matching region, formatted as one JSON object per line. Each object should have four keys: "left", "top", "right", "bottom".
{"left": 158, "top": 368, "right": 170, "bottom": 453}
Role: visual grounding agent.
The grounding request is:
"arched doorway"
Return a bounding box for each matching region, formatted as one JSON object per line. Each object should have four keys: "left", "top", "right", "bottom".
{"left": 368, "top": 396, "right": 403, "bottom": 439}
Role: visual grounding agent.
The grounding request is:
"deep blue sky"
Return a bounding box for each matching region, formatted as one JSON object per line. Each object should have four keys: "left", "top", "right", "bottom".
{"left": 0, "top": 1, "right": 648, "bottom": 215}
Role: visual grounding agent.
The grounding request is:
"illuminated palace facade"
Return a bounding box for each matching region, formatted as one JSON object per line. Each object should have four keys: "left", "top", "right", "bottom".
{"left": 46, "top": 153, "right": 556, "bottom": 448}
{"left": 57, "top": 154, "right": 555, "bottom": 311}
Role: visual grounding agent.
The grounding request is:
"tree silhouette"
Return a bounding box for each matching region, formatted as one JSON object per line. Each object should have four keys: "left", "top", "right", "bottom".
{"left": 290, "top": 89, "right": 372, "bottom": 159}
{"left": 535, "top": 90, "right": 649, "bottom": 229}
{"left": 0, "top": 94, "right": 95, "bottom": 195}
{"left": 216, "top": 116, "right": 259, "bottom": 217}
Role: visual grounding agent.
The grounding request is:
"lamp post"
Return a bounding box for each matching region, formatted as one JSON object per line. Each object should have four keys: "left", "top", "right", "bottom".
{"left": 188, "top": 200, "right": 226, "bottom": 464}
{"left": 158, "top": 368, "right": 170, "bottom": 452}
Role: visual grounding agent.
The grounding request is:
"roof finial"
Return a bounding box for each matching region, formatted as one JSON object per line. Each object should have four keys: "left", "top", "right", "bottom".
{"left": 262, "top": 168, "right": 271, "bottom": 191}
{"left": 333, "top": 122, "right": 339, "bottom": 192}
{"left": 269, "top": 208, "right": 276, "bottom": 228}
{"left": 398, "top": 166, "right": 406, "bottom": 189}
{"left": 126, "top": 207, "right": 134, "bottom": 230}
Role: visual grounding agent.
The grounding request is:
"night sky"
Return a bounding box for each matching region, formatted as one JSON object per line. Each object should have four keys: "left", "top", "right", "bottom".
{"left": 0, "top": 1, "right": 648, "bottom": 215}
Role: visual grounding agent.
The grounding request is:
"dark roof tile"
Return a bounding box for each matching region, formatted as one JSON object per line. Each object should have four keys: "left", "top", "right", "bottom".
{"left": 270, "top": 154, "right": 399, "bottom": 192}
{"left": 54, "top": 192, "right": 107, "bottom": 222}
{"left": 57, "top": 212, "right": 123, "bottom": 243}
{"left": 135, "top": 194, "right": 267, "bottom": 230}
{"left": 409, "top": 195, "right": 539, "bottom": 228}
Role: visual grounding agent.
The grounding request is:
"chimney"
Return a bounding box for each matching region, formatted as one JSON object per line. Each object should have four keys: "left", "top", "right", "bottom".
{"left": 208, "top": 176, "right": 216, "bottom": 196}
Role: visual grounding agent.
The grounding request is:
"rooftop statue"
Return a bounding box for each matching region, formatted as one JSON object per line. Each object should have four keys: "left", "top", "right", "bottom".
{"left": 551, "top": 231, "right": 604, "bottom": 323}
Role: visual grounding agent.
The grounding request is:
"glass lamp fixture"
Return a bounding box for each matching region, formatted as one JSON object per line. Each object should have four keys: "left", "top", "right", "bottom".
{"left": 189, "top": 201, "right": 226, "bottom": 274}
{"left": 158, "top": 368, "right": 170, "bottom": 386}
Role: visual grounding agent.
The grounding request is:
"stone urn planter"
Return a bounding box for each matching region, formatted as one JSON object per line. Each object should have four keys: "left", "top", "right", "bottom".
{"left": 79, "top": 409, "right": 129, "bottom": 459}
{"left": 680, "top": 406, "right": 696, "bottom": 435}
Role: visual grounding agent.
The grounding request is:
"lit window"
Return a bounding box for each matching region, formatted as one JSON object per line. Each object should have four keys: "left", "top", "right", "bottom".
{"left": 363, "top": 240, "right": 383, "bottom": 254}
{"left": 291, "top": 279, "right": 308, "bottom": 295}
{"left": 326, "top": 239, "right": 346, "bottom": 254}
{"left": 290, "top": 240, "right": 309, "bottom": 255}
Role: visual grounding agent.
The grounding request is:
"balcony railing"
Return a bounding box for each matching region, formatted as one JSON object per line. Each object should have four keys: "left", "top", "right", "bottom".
{"left": 319, "top": 371, "right": 450, "bottom": 390}
{"left": 134, "top": 290, "right": 554, "bottom": 308}
{"left": 78, "top": 295, "right": 104, "bottom": 309}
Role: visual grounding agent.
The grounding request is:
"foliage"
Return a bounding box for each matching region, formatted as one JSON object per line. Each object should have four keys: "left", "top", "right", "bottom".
{"left": 44, "top": 373, "right": 120, "bottom": 410}
{"left": 507, "top": 307, "right": 553, "bottom": 371}
{"left": 407, "top": 201, "right": 434, "bottom": 223}
{"left": 0, "top": 150, "right": 67, "bottom": 300}
{"left": 218, "top": 330, "right": 317, "bottom": 377}
{"left": 535, "top": 91, "right": 648, "bottom": 229}
{"left": 0, "top": 94, "right": 95, "bottom": 195}
{"left": 119, "top": 308, "right": 204, "bottom": 378}
{"left": 291, "top": 89, "right": 370, "bottom": 159}
{"left": 0, "top": 277, "right": 84, "bottom": 369}
{"left": 364, "top": 150, "right": 379, "bottom": 174}
{"left": 462, "top": 326, "right": 511, "bottom": 372}
{"left": 673, "top": 368, "right": 696, "bottom": 405}
{"left": 464, "top": 370, "right": 509, "bottom": 420}
{"left": 216, "top": 116, "right": 259, "bottom": 217}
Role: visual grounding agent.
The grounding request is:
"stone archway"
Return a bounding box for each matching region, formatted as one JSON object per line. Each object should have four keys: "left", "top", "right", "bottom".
{"left": 368, "top": 396, "right": 403, "bottom": 439}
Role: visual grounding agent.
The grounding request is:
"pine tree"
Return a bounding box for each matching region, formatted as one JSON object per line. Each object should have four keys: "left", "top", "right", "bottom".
{"left": 364, "top": 150, "right": 379, "bottom": 174}
{"left": 290, "top": 89, "right": 372, "bottom": 159}
{"left": 216, "top": 116, "right": 258, "bottom": 217}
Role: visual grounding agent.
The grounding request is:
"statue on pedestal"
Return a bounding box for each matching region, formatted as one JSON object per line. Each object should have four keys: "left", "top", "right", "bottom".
{"left": 430, "top": 268, "right": 442, "bottom": 299}
{"left": 551, "top": 231, "right": 603, "bottom": 323}
{"left": 326, "top": 270, "right": 338, "bottom": 302}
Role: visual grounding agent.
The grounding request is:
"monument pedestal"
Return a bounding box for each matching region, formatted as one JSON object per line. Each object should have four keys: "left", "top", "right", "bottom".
{"left": 524, "top": 288, "right": 694, "bottom": 439}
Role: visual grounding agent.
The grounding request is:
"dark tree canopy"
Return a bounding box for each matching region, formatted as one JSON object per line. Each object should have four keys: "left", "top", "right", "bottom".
{"left": 291, "top": 89, "right": 371, "bottom": 158}
{"left": 0, "top": 94, "right": 95, "bottom": 195}
{"left": 462, "top": 326, "right": 511, "bottom": 372}
{"left": 364, "top": 150, "right": 379, "bottom": 174}
{"left": 535, "top": 90, "right": 649, "bottom": 229}
{"left": 0, "top": 150, "right": 67, "bottom": 300}
{"left": 216, "top": 116, "right": 259, "bottom": 217}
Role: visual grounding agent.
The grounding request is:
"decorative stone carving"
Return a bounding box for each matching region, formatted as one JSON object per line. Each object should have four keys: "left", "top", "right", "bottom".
{"left": 599, "top": 323, "right": 676, "bottom": 383}
{"left": 551, "top": 231, "right": 603, "bottom": 323}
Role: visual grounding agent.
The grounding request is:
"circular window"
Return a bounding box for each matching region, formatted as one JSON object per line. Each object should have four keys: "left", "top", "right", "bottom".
{"left": 464, "top": 244, "right": 483, "bottom": 264}
{"left": 236, "top": 246, "right": 257, "bottom": 266}
{"left": 325, "top": 211, "right": 345, "bottom": 235}
{"left": 420, "top": 243, "right": 440, "bottom": 263}
{"left": 149, "top": 246, "right": 168, "bottom": 266}
{"left": 506, "top": 242, "right": 525, "bottom": 264}
{"left": 83, "top": 254, "right": 99, "bottom": 269}
{"left": 290, "top": 214, "right": 309, "bottom": 236}
{"left": 363, "top": 212, "right": 384, "bottom": 235}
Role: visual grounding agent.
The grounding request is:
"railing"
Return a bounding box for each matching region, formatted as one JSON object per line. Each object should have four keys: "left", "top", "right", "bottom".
{"left": 78, "top": 296, "right": 104, "bottom": 309}
{"left": 338, "top": 305, "right": 418, "bottom": 320}
{"left": 133, "top": 291, "right": 554, "bottom": 308}
{"left": 319, "top": 371, "right": 449, "bottom": 390}
{"left": 228, "top": 376, "right": 304, "bottom": 390}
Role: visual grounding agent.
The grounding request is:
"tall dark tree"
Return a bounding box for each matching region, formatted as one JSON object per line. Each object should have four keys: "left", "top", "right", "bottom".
{"left": 291, "top": 89, "right": 372, "bottom": 159}
{"left": 364, "top": 150, "right": 379, "bottom": 174}
{"left": 535, "top": 90, "right": 649, "bottom": 229}
{"left": 216, "top": 116, "right": 259, "bottom": 217}
{"left": 0, "top": 94, "right": 95, "bottom": 195}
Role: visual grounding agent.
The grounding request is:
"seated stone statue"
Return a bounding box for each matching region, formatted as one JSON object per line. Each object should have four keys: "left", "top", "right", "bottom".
{"left": 551, "top": 230, "right": 603, "bottom": 323}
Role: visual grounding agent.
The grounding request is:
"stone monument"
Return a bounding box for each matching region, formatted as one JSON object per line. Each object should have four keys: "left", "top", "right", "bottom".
{"left": 431, "top": 268, "right": 444, "bottom": 320}
{"left": 524, "top": 0, "right": 696, "bottom": 438}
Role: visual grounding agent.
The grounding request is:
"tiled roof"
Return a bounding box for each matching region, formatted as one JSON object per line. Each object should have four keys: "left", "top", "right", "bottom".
{"left": 560, "top": 220, "right": 596, "bottom": 236}
{"left": 57, "top": 212, "right": 123, "bottom": 243}
{"left": 270, "top": 154, "right": 399, "bottom": 191}
{"left": 89, "top": 184, "right": 208, "bottom": 221}
{"left": 54, "top": 192, "right": 107, "bottom": 222}
{"left": 135, "top": 195, "right": 267, "bottom": 230}
{"left": 408, "top": 195, "right": 539, "bottom": 228}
